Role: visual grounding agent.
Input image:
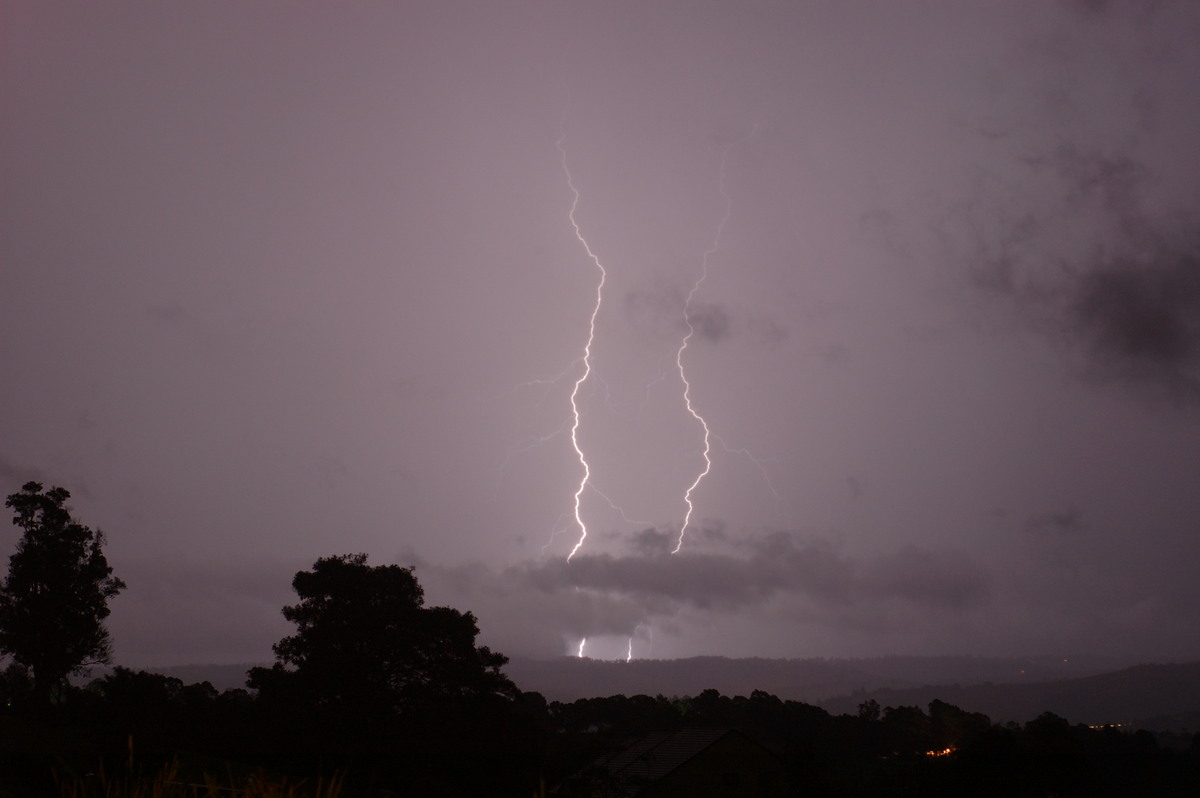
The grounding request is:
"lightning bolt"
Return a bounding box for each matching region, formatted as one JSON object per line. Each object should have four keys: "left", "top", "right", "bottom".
{"left": 626, "top": 622, "right": 652, "bottom": 661}
{"left": 713, "top": 433, "right": 786, "bottom": 513}
{"left": 557, "top": 128, "right": 607, "bottom": 562}
{"left": 539, "top": 482, "right": 651, "bottom": 559}
{"left": 589, "top": 482, "right": 654, "bottom": 528}
{"left": 577, "top": 637, "right": 587, "bottom": 658}
{"left": 672, "top": 138, "right": 742, "bottom": 555}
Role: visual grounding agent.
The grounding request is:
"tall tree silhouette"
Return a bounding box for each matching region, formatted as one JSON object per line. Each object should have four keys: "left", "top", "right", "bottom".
{"left": 2, "top": 482, "right": 125, "bottom": 702}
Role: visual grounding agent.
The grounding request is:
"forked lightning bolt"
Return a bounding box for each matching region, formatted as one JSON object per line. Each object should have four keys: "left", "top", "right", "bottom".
{"left": 672, "top": 139, "right": 742, "bottom": 554}
{"left": 557, "top": 129, "right": 607, "bottom": 562}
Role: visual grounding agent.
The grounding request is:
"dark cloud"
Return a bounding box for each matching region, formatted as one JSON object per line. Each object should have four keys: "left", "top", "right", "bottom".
{"left": 685, "top": 302, "right": 732, "bottom": 344}
{"left": 519, "top": 529, "right": 989, "bottom": 616}
{"left": 412, "top": 557, "right": 653, "bottom": 658}
{"left": 1023, "top": 507, "right": 1087, "bottom": 536}
{"left": 623, "top": 286, "right": 732, "bottom": 344}
{"left": 408, "top": 527, "right": 995, "bottom": 659}
{"left": 1073, "top": 256, "right": 1200, "bottom": 395}
{"left": 628, "top": 526, "right": 675, "bottom": 557}
{"left": 525, "top": 551, "right": 777, "bottom": 611}
{"left": 939, "top": 1, "right": 1200, "bottom": 407}
{"left": 951, "top": 136, "right": 1200, "bottom": 401}
{"left": 623, "top": 284, "right": 784, "bottom": 347}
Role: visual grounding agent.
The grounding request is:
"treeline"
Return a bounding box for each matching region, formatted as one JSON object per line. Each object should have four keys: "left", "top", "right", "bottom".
{"left": 546, "top": 689, "right": 1200, "bottom": 797}
{"left": 3, "top": 666, "right": 1200, "bottom": 797}
{"left": 0, "top": 663, "right": 543, "bottom": 796}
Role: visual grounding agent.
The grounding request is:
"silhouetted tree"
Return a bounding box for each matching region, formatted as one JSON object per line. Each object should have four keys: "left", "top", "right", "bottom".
{"left": 251, "top": 554, "right": 514, "bottom": 714}
{"left": 249, "top": 554, "right": 526, "bottom": 792}
{"left": 858, "top": 698, "right": 882, "bottom": 722}
{"left": 881, "top": 704, "right": 934, "bottom": 755}
{"left": 1, "top": 482, "right": 125, "bottom": 703}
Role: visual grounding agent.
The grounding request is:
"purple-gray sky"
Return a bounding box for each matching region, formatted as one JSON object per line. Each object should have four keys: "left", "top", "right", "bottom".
{"left": 3, "top": 1, "right": 1200, "bottom": 666}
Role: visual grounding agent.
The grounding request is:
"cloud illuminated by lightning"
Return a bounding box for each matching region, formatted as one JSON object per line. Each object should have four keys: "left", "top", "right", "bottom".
{"left": 557, "top": 128, "right": 608, "bottom": 562}
{"left": 672, "top": 138, "right": 744, "bottom": 554}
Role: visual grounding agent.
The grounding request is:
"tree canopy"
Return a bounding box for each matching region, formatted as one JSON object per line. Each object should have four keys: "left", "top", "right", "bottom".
{"left": 249, "top": 554, "right": 515, "bottom": 723}
{"left": 1, "top": 481, "right": 125, "bottom": 701}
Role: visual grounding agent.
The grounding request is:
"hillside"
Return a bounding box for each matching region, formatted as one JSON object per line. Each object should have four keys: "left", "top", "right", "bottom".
{"left": 142, "top": 654, "right": 1121, "bottom": 701}
{"left": 137, "top": 656, "right": 1200, "bottom": 733}
{"left": 501, "top": 653, "right": 1118, "bottom": 703}
{"left": 819, "top": 661, "right": 1200, "bottom": 730}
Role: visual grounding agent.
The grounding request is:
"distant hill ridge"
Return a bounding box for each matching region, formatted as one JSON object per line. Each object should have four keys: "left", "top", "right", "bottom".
{"left": 503, "top": 654, "right": 1120, "bottom": 703}
{"left": 820, "top": 661, "right": 1200, "bottom": 729}
{"left": 139, "top": 654, "right": 1118, "bottom": 697}
{"left": 136, "top": 655, "right": 1200, "bottom": 731}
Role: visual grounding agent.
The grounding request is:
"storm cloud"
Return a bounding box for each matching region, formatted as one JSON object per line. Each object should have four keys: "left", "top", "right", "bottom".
{"left": 521, "top": 529, "right": 989, "bottom": 614}
{"left": 623, "top": 286, "right": 752, "bottom": 346}
{"left": 935, "top": 8, "right": 1200, "bottom": 403}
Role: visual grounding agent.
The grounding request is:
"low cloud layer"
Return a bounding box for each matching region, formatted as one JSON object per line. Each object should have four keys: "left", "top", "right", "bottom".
{"left": 522, "top": 530, "right": 989, "bottom": 614}
{"left": 404, "top": 526, "right": 1006, "bottom": 660}
{"left": 404, "top": 506, "right": 1200, "bottom": 662}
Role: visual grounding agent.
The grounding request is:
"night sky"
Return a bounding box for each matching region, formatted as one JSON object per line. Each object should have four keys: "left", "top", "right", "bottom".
{"left": 3, "top": 1, "right": 1200, "bottom": 666}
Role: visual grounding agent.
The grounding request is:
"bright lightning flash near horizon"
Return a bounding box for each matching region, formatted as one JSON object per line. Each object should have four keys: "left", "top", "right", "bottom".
{"left": 672, "top": 139, "right": 742, "bottom": 555}
{"left": 626, "top": 622, "right": 652, "bottom": 662}
{"left": 557, "top": 130, "right": 607, "bottom": 562}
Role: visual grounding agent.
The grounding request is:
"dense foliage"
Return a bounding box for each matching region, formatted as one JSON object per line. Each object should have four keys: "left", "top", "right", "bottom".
{"left": 244, "top": 555, "right": 531, "bottom": 795}
{"left": 248, "top": 554, "right": 514, "bottom": 720}
{"left": 2, "top": 665, "right": 1198, "bottom": 797}
{"left": 1, "top": 483, "right": 125, "bottom": 702}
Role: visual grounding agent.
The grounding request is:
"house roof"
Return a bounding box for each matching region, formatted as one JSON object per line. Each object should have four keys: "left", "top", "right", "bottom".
{"left": 574, "top": 727, "right": 736, "bottom": 795}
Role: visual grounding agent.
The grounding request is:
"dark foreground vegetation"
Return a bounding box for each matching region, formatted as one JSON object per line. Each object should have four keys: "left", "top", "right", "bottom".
{"left": 3, "top": 483, "right": 1199, "bottom": 796}
{"left": 3, "top": 669, "right": 1200, "bottom": 797}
